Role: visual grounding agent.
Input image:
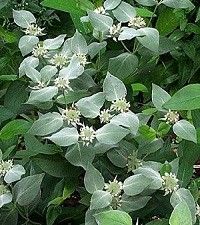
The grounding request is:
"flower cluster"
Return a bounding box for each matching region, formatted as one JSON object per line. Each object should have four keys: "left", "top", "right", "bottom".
{"left": 79, "top": 125, "right": 96, "bottom": 146}
{"left": 162, "top": 110, "right": 179, "bottom": 124}
{"left": 24, "top": 23, "right": 45, "bottom": 36}
{"left": 0, "top": 160, "right": 13, "bottom": 177}
{"left": 94, "top": 6, "right": 106, "bottom": 15}
{"left": 127, "top": 153, "right": 143, "bottom": 172}
{"left": 61, "top": 104, "right": 81, "bottom": 126}
{"left": 110, "top": 98, "right": 130, "bottom": 113}
{"left": 161, "top": 172, "right": 179, "bottom": 195}
{"left": 128, "top": 16, "right": 146, "bottom": 28}
{"left": 109, "top": 23, "right": 122, "bottom": 42}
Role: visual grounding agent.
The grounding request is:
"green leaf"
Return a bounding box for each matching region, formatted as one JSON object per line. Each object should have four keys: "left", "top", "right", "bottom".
{"left": 94, "top": 210, "right": 132, "bottom": 225}
{"left": 137, "top": 28, "right": 160, "bottom": 52}
{"left": 152, "top": 84, "right": 171, "bottom": 111}
{"left": 156, "top": 8, "right": 180, "bottom": 36}
{"left": 88, "top": 11, "right": 113, "bottom": 32}
{"left": 0, "top": 119, "right": 31, "bottom": 140}
{"left": 169, "top": 200, "right": 192, "bottom": 225}
{"left": 65, "top": 143, "right": 95, "bottom": 169}
{"left": 0, "top": 0, "right": 9, "bottom": 10}
{"left": 173, "top": 120, "right": 197, "bottom": 143}
{"left": 112, "top": 2, "right": 136, "bottom": 23}
{"left": 4, "top": 165, "right": 25, "bottom": 184}
{"left": 28, "top": 112, "right": 63, "bottom": 136}
{"left": 162, "top": 0, "right": 194, "bottom": 10}
{"left": 13, "top": 10, "right": 36, "bottom": 28}
{"left": 104, "top": 0, "right": 121, "bottom": 10}
{"left": 170, "top": 188, "right": 196, "bottom": 224}
{"left": 108, "top": 53, "right": 138, "bottom": 80}
{"left": 163, "top": 84, "right": 200, "bottom": 110}
{"left": 88, "top": 41, "right": 107, "bottom": 59}
{"left": 13, "top": 174, "right": 44, "bottom": 206}
{"left": 76, "top": 92, "right": 105, "bottom": 118}
{"left": 90, "top": 190, "right": 112, "bottom": 210}
{"left": 96, "top": 123, "right": 129, "bottom": 145}
{"left": 33, "top": 154, "right": 80, "bottom": 178}
{"left": 47, "top": 127, "right": 79, "bottom": 147}
{"left": 123, "top": 174, "right": 152, "bottom": 196}
{"left": 84, "top": 164, "right": 104, "bottom": 194}
{"left": 135, "top": 0, "right": 157, "bottom": 6}
{"left": 103, "top": 73, "right": 127, "bottom": 101}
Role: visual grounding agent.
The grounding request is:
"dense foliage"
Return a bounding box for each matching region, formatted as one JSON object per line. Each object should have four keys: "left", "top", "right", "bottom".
{"left": 1, "top": 0, "right": 200, "bottom": 224}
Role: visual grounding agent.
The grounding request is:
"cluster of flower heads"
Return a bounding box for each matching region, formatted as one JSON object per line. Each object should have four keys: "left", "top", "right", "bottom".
{"left": 161, "top": 109, "right": 180, "bottom": 125}
{"left": 104, "top": 177, "right": 123, "bottom": 209}
{"left": 161, "top": 172, "right": 179, "bottom": 195}
{"left": 0, "top": 159, "right": 13, "bottom": 177}
{"left": 92, "top": 5, "right": 146, "bottom": 42}
{"left": 59, "top": 96, "right": 130, "bottom": 146}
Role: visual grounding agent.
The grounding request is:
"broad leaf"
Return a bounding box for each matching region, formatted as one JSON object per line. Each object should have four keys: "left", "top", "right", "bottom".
{"left": 173, "top": 120, "right": 197, "bottom": 143}
{"left": 90, "top": 190, "right": 112, "bottom": 210}
{"left": 104, "top": 0, "right": 121, "bottom": 10}
{"left": 13, "top": 10, "right": 36, "bottom": 28}
{"left": 103, "top": 73, "right": 127, "bottom": 101}
{"left": 19, "top": 35, "right": 39, "bottom": 56}
{"left": 113, "top": 2, "right": 136, "bottom": 22}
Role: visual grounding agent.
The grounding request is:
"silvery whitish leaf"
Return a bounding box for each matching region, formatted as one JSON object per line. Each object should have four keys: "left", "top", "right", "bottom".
{"left": 28, "top": 112, "right": 63, "bottom": 136}
{"left": 46, "top": 127, "right": 79, "bottom": 147}
{"left": 134, "top": 0, "right": 157, "bottom": 6}
{"left": 152, "top": 84, "right": 171, "bottom": 111}
{"left": 118, "top": 27, "right": 141, "bottom": 41}
{"left": 71, "top": 30, "right": 88, "bottom": 55}
{"left": 136, "top": 28, "right": 160, "bottom": 52}
{"left": 43, "top": 34, "right": 66, "bottom": 50}
{"left": 19, "top": 35, "right": 39, "bottom": 56}
{"left": 0, "top": 192, "right": 12, "bottom": 208}
{"left": 40, "top": 65, "right": 58, "bottom": 83}
{"left": 88, "top": 41, "right": 107, "bottom": 59}
{"left": 27, "top": 86, "right": 58, "bottom": 104}
{"left": 96, "top": 123, "right": 130, "bottom": 145}
{"left": 13, "top": 10, "right": 36, "bottom": 28}
{"left": 59, "top": 56, "right": 84, "bottom": 80}
{"left": 19, "top": 56, "right": 39, "bottom": 77}
{"left": 76, "top": 92, "right": 105, "bottom": 118}
{"left": 104, "top": 0, "right": 122, "bottom": 10}
{"left": 25, "top": 66, "right": 41, "bottom": 83}
{"left": 173, "top": 120, "right": 197, "bottom": 144}
{"left": 90, "top": 190, "right": 112, "bottom": 210}
{"left": 110, "top": 112, "right": 139, "bottom": 135}
{"left": 112, "top": 2, "right": 136, "bottom": 22}
{"left": 103, "top": 72, "right": 127, "bottom": 101}
{"left": 88, "top": 11, "right": 113, "bottom": 32}
{"left": 4, "top": 165, "right": 26, "bottom": 184}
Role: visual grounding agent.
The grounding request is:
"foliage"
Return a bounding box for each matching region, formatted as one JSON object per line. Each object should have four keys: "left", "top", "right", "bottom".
{"left": 1, "top": 0, "right": 200, "bottom": 224}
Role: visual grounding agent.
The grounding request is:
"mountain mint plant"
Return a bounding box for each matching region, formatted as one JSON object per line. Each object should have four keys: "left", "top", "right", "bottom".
{"left": 1, "top": 0, "right": 200, "bottom": 224}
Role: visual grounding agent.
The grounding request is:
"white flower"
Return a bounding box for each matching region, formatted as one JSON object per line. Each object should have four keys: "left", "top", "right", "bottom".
{"left": 99, "top": 109, "right": 112, "bottom": 123}
{"left": 50, "top": 53, "right": 68, "bottom": 68}
{"left": 110, "top": 98, "right": 130, "bottom": 112}
{"left": 32, "top": 44, "right": 48, "bottom": 58}
{"left": 0, "top": 160, "right": 13, "bottom": 177}
{"left": 75, "top": 53, "right": 88, "bottom": 67}
{"left": 196, "top": 204, "right": 200, "bottom": 217}
{"left": 31, "top": 81, "right": 46, "bottom": 90}
{"left": 94, "top": 6, "right": 106, "bottom": 14}
{"left": 162, "top": 110, "right": 179, "bottom": 124}
{"left": 127, "top": 153, "right": 143, "bottom": 172}
{"left": 105, "top": 177, "right": 123, "bottom": 197}
{"left": 24, "top": 23, "right": 45, "bottom": 36}
{"left": 108, "top": 23, "right": 122, "bottom": 42}
{"left": 54, "top": 77, "right": 72, "bottom": 91}
{"left": 61, "top": 104, "right": 81, "bottom": 125}
{"left": 79, "top": 125, "right": 96, "bottom": 146}
{"left": 161, "top": 172, "right": 179, "bottom": 195}
{"left": 128, "top": 17, "right": 146, "bottom": 28}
